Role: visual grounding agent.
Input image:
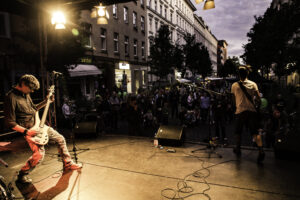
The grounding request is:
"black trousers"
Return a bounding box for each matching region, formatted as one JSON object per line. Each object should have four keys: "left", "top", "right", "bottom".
{"left": 235, "top": 111, "right": 259, "bottom": 136}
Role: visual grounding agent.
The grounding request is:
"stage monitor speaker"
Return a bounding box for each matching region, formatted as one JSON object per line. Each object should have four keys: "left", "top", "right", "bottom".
{"left": 155, "top": 125, "right": 184, "bottom": 147}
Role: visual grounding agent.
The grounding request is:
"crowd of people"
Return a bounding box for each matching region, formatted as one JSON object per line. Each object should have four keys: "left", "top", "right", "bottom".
{"left": 61, "top": 71, "right": 296, "bottom": 154}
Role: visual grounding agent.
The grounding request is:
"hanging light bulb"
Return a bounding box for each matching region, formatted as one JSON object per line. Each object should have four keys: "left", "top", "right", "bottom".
{"left": 93, "top": 3, "right": 110, "bottom": 24}
{"left": 203, "top": 0, "right": 215, "bottom": 10}
{"left": 51, "top": 11, "right": 66, "bottom": 29}
{"left": 195, "top": 0, "right": 204, "bottom": 4}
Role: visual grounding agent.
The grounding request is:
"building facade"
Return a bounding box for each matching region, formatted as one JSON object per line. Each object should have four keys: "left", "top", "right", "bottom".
{"left": 193, "top": 15, "right": 218, "bottom": 75}
{"left": 81, "top": 0, "right": 148, "bottom": 94}
{"left": 217, "top": 40, "right": 228, "bottom": 75}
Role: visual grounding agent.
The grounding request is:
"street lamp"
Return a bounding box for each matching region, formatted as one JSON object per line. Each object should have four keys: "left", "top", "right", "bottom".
{"left": 195, "top": 0, "right": 215, "bottom": 10}
{"left": 51, "top": 11, "right": 66, "bottom": 29}
{"left": 203, "top": 0, "right": 215, "bottom": 10}
{"left": 91, "top": 3, "right": 110, "bottom": 24}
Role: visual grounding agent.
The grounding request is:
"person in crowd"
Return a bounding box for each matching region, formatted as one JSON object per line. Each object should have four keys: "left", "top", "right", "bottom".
{"left": 4, "top": 74, "right": 82, "bottom": 184}
{"left": 109, "top": 91, "right": 120, "bottom": 130}
{"left": 169, "top": 87, "right": 179, "bottom": 119}
{"left": 212, "top": 95, "right": 228, "bottom": 145}
{"left": 200, "top": 92, "right": 210, "bottom": 123}
{"left": 264, "top": 103, "right": 289, "bottom": 148}
{"left": 231, "top": 66, "right": 265, "bottom": 163}
{"left": 127, "top": 96, "right": 140, "bottom": 136}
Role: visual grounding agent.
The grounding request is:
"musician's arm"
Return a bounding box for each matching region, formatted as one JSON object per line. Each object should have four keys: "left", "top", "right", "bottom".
{"left": 4, "top": 95, "right": 30, "bottom": 135}
{"left": 34, "top": 99, "right": 47, "bottom": 111}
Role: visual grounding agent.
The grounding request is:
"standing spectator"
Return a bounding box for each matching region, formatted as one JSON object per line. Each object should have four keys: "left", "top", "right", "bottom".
{"left": 169, "top": 87, "right": 179, "bottom": 119}
{"left": 212, "top": 95, "right": 227, "bottom": 145}
{"left": 200, "top": 92, "right": 210, "bottom": 123}
{"left": 109, "top": 92, "right": 120, "bottom": 130}
{"left": 127, "top": 96, "right": 140, "bottom": 136}
{"left": 231, "top": 65, "right": 264, "bottom": 163}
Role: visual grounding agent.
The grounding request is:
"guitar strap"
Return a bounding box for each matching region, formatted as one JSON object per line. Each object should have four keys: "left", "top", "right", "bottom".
{"left": 238, "top": 81, "right": 258, "bottom": 112}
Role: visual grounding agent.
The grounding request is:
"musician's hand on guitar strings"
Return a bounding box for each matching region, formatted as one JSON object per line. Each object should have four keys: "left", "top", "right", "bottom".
{"left": 26, "top": 129, "right": 37, "bottom": 137}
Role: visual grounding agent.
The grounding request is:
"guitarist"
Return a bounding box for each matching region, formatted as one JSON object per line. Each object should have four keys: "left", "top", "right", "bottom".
{"left": 4, "top": 74, "right": 82, "bottom": 184}
{"left": 231, "top": 66, "right": 265, "bottom": 163}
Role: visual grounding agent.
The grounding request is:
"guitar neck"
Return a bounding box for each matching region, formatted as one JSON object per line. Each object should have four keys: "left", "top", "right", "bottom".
{"left": 40, "top": 99, "right": 51, "bottom": 128}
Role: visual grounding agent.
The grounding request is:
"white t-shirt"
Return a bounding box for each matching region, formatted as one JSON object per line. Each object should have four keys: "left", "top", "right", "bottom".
{"left": 231, "top": 79, "right": 258, "bottom": 114}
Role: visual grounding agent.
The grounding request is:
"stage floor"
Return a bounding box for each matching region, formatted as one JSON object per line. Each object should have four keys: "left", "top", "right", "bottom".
{"left": 1, "top": 135, "right": 300, "bottom": 200}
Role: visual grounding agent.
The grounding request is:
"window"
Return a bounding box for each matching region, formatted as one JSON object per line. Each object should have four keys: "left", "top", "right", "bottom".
{"left": 124, "top": 7, "right": 128, "bottom": 23}
{"left": 140, "top": 0, "right": 144, "bottom": 7}
{"left": 125, "top": 36, "right": 129, "bottom": 55}
{"left": 164, "top": 7, "right": 167, "bottom": 19}
{"left": 0, "top": 12, "right": 10, "bottom": 38}
{"left": 155, "top": 20, "right": 158, "bottom": 32}
{"left": 154, "top": 1, "right": 157, "bottom": 11}
{"left": 176, "top": 14, "right": 178, "bottom": 24}
{"left": 133, "top": 39, "right": 138, "bottom": 57}
{"left": 100, "top": 28, "right": 106, "bottom": 51}
{"left": 148, "top": 0, "right": 152, "bottom": 7}
{"left": 141, "top": 16, "right": 145, "bottom": 32}
{"left": 149, "top": 17, "right": 153, "bottom": 32}
{"left": 113, "top": 4, "right": 117, "bottom": 18}
{"left": 133, "top": 12, "right": 137, "bottom": 28}
{"left": 170, "top": 12, "right": 173, "bottom": 23}
{"left": 141, "top": 42, "right": 145, "bottom": 58}
{"left": 160, "top": 5, "right": 162, "bottom": 15}
{"left": 82, "top": 23, "right": 92, "bottom": 48}
{"left": 114, "top": 33, "right": 119, "bottom": 52}
{"left": 170, "top": 30, "right": 173, "bottom": 41}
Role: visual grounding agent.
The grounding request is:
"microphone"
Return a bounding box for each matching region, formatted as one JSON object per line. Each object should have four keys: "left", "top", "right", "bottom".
{"left": 0, "top": 158, "right": 8, "bottom": 167}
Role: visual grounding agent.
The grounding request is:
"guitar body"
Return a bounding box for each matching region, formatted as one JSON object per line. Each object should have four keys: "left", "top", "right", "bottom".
{"left": 28, "top": 112, "right": 50, "bottom": 145}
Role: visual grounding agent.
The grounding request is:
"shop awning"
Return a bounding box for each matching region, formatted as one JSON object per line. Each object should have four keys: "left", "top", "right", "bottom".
{"left": 68, "top": 64, "right": 102, "bottom": 77}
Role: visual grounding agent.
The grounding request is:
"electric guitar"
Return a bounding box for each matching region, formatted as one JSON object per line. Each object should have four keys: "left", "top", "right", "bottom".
{"left": 28, "top": 85, "right": 55, "bottom": 145}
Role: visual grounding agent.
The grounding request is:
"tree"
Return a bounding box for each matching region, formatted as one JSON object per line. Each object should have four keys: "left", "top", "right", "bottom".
{"left": 242, "top": 0, "right": 300, "bottom": 81}
{"left": 173, "top": 44, "right": 184, "bottom": 77}
{"left": 198, "top": 45, "right": 213, "bottom": 79}
{"left": 219, "top": 56, "right": 239, "bottom": 78}
{"left": 149, "top": 25, "right": 175, "bottom": 80}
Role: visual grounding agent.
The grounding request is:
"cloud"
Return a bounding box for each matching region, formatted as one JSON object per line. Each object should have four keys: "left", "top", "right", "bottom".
{"left": 194, "top": 0, "right": 272, "bottom": 57}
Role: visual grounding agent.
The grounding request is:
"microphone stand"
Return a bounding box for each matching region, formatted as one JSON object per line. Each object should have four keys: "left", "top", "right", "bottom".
{"left": 191, "top": 105, "right": 222, "bottom": 158}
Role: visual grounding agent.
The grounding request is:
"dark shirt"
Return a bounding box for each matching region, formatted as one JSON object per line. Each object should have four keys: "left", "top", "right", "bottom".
{"left": 4, "top": 88, "right": 46, "bottom": 129}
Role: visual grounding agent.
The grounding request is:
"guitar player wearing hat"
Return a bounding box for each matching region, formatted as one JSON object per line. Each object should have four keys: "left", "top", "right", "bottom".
{"left": 231, "top": 65, "right": 265, "bottom": 163}
{"left": 4, "top": 74, "right": 82, "bottom": 184}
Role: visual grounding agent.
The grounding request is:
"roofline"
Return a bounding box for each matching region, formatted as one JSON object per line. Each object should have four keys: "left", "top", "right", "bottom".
{"left": 185, "top": 0, "right": 197, "bottom": 11}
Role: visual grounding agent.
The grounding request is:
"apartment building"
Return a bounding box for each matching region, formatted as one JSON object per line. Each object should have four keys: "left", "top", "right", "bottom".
{"left": 217, "top": 40, "right": 228, "bottom": 75}
{"left": 81, "top": 0, "right": 148, "bottom": 94}
{"left": 193, "top": 15, "right": 218, "bottom": 75}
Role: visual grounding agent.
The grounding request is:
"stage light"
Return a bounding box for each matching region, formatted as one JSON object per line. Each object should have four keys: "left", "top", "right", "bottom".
{"left": 51, "top": 11, "right": 66, "bottom": 29}
{"left": 203, "top": 0, "right": 215, "bottom": 10}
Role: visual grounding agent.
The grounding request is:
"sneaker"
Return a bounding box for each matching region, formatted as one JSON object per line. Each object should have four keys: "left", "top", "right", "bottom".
{"left": 233, "top": 147, "right": 241, "bottom": 157}
{"left": 63, "top": 161, "right": 83, "bottom": 171}
{"left": 16, "top": 173, "right": 32, "bottom": 184}
{"left": 257, "top": 151, "right": 265, "bottom": 163}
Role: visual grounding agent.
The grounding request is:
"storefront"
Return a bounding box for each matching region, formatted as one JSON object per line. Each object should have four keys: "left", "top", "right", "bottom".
{"left": 115, "top": 62, "right": 148, "bottom": 94}
{"left": 68, "top": 64, "right": 102, "bottom": 100}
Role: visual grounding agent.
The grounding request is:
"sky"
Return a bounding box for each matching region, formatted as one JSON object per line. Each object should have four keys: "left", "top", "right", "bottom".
{"left": 193, "top": 0, "right": 272, "bottom": 58}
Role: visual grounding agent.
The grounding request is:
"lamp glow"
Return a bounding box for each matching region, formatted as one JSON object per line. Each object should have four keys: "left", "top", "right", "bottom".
{"left": 51, "top": 11, "right": 66, "bottom": 29}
